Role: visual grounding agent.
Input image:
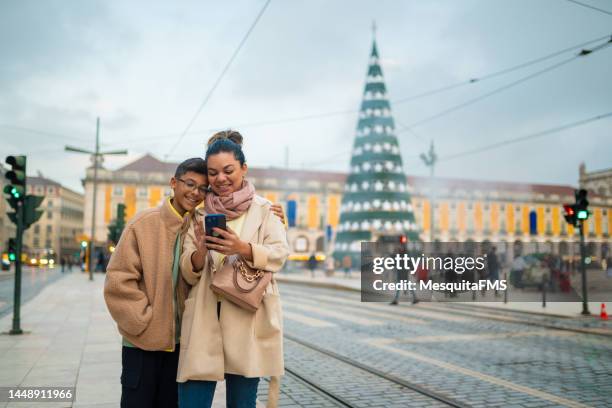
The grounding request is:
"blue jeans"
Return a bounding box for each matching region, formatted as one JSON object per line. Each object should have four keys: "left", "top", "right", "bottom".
{"left": 178, "top": 374, "right": 260, "bottom": 408}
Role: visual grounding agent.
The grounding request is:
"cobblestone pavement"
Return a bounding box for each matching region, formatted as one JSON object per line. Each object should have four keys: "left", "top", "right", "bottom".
{"left": 258, "top": 283, "right": 612, "bottom": 408}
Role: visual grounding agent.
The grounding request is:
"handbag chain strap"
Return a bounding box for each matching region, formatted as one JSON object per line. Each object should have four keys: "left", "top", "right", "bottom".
{"left": 234, "top": 258, "right": 264, "bottom": 282}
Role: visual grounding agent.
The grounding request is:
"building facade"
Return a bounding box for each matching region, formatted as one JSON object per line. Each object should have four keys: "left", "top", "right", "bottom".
{"left": 82, "top": 154, "right": 612, "bottom": 262}
{"left": 21, "top": 177, "right": 84, "bottom": 262}
{"left": 580, "top": 163, "right": 612, "bottom": 197}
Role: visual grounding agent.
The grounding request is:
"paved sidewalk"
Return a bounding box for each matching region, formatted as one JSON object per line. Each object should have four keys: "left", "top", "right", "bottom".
{"left": 0, "top": 272, "right": 239, "bottom": 407}
{"left": 276, "top": 269, "right": 610, "bottom": 318}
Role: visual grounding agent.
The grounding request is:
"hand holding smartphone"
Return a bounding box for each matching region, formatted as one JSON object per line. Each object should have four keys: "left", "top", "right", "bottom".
{"left": 205, "top": 214, "right": 227, "bottom": 238}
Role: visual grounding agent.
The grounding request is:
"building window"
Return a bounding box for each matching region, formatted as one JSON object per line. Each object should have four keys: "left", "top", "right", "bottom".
{"left": 45, "top": 240, "right": 51, "bottom": 248}
{"left": 47, "top": 211, "right": 52, "bottom": 219}
{"left": 33, "top": 238, "right": 39, "bottom": 247}
{"left": 467, "top": 214, "right": 474, "bottom": 231}
{"left": 287, "top": 200, "right": 297, "bottom": 227}
{"left": 294, "top": 236, "right": 309, "bottom": 252}
{"left": 48, "top": 187, "right": 55, "bottom": 195}
{"left": 47, "top": 200, "right": 53, "bottom": 207}
{"left": 113, "top": 186, "right": 124, "bottom": 196}
{"left": 46, "top": 225, "right": 52, "bottom": 234}
{"left": 36, "top": 186, "right": 44, "bottom": 195}
{"left": 34, "top": 224, "right": 40, "bottom": 234}
{"left": 138, "top": 187, "right": 148, "bottom": 198}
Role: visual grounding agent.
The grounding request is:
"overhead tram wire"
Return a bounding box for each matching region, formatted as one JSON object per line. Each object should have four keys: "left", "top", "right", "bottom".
{"left": 397, "top": 38, "right": 612, "bottom": 134}
{"left": 441, "top": 111, "right": 612, "bottom": 162}
{"left": 392, "top": 33, "right": 611, "bottom": 105}
{"left": 193, "top": 32, "right": 611, "bottom": 132}
{"left": 165, "top": 0, "right": 271, "bottom": 159}
{"left": 564, "top": 0, "right": 612, "bottom": 16}
{"left": 0, "top": 124, "right": 90, "bottom": 143}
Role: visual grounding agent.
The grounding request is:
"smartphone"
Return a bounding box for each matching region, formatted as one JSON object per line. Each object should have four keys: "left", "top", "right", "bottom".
{"left": 205, "top": 214, "right": 227, "bottom": 237}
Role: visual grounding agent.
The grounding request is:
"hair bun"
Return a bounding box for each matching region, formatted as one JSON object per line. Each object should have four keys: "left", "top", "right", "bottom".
{"left": 207, "top": 130, "right": 243, "bottom": 147}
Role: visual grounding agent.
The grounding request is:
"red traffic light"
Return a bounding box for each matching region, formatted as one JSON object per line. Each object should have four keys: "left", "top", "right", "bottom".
{"left": 563, "top": 204, "right": 575, "bottom": 216}
{"left": 400, "top": 235, "right": 407, "bottom": 244}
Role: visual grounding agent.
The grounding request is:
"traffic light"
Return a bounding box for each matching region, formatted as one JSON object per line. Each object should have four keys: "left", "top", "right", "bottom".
{"left": 8, "top": 238, "right": 17, "bottom": 262}
{"left": 81, "top": 240, "right": 88, "bottom": 248}
{"left": 117, "top": 203, "right": 126, "bottom": 228}
{"left": 23, "top": 195, "right": 44, "bottom": 230}
{"left": 575, "top": 189, "right": 589, "bottom": 220}
{"left": 4, "top": 156, "right": 26, "bottom": 202}
{"left": 562, "top": 189, "right": 590, "bottom": 227}
{"left": 563, "top": 204, "right": 577, "bottom": 226}
{"left": 108, "top": 203, "right": 127, "bottom": 245}
{"left": 107, "top": 224, "right": 120, "bottom": 245}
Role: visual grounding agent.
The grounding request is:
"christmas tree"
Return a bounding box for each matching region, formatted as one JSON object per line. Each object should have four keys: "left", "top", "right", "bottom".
{"left": 333, "top": 31, "right": 420, "bottom": 266}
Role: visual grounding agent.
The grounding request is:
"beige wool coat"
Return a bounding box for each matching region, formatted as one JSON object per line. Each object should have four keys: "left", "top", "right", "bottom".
{"left": 177, "top": 195, "right": 289, "bottom": 382}
{"left": 104, "top": 198, "right": 191, "bottom": 351}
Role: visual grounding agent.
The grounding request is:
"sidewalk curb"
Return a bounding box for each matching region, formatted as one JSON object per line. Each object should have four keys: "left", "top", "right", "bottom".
{"left": 275, "top": 275, "right": 360, "bottom": 293}
{"left": 447, "top": 302, "right": 578, "bottom": 319}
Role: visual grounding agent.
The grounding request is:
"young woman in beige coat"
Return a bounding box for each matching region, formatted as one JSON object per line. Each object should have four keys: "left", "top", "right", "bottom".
{"left": 177, "top": 132, "right": 289, "bottom": 408}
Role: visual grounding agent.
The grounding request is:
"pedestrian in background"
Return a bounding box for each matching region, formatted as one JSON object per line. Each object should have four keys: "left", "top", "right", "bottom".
{"left": 511, "top": 254, "right": 527, "bottom": 288}
{"left": 307, "top": 253, "right": 318, "bottom": 278}
{"left": 342, "top": 254, "right": 352, "bottom": 278}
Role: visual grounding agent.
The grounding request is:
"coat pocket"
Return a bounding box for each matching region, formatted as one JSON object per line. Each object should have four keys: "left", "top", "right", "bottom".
{"left": 254, "top": 293, "right": 282, "bottom": 340}
{"left": 121, "top": 347, "right": 143, "bottom": 389}
{"left": 180, "top": 298, "right": 195, "bottom": 348}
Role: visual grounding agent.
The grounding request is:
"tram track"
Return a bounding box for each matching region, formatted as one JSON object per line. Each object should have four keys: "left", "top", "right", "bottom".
{"left": 282, "top": 333, "right": 469, "bottom": 408}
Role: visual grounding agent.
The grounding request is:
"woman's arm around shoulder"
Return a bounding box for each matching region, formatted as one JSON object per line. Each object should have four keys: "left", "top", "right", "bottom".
{"left": 248, "top": 203, "right": 289, "bottom": 272}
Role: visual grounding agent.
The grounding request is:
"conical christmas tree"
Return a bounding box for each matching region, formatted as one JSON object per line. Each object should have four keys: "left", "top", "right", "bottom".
{"left": 333, "top": 34, "right": 420, "bottom": 266}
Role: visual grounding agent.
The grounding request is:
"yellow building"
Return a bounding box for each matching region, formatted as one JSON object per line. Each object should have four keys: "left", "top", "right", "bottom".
{"left": 21, "top": 176, "right": 84, "bottom": 262}
{"left": 82, "top": 154, "right": 612, "bottom": 260}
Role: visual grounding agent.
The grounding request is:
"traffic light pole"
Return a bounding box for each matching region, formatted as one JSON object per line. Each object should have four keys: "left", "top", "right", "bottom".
{"left": 10, "top": 200, "right": 24, "bottom": 334}
{"left": 578, "top": 220, "right": 590, "bottom": 315}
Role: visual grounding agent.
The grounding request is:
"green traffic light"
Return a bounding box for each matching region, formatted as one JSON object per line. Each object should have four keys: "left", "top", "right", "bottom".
{"left": 577, "top": 210, "right": 588, "bottom": 220}
{"left": 8, "top": 253, "right": 16, "bottom": 262}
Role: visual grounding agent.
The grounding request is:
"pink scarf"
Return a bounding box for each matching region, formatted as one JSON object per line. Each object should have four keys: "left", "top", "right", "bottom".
{"left": 205, "top": 179, "right": 255, "bottom": 220}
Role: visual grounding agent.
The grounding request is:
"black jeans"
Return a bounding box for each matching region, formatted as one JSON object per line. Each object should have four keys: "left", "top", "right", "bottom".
{"left": 120, "top": 345, "right": 180, "bottom": 408}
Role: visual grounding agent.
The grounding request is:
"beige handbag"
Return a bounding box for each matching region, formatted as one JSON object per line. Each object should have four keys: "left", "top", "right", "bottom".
{"left": 209, "top": 252, "right": 272, "bottom": 312}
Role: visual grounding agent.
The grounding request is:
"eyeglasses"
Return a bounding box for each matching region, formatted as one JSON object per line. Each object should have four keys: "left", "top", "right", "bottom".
{"left": 177, "top": 178, "right": 208, "bottom": 195}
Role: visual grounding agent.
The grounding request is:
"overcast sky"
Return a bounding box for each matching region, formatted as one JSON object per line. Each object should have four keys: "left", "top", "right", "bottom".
{"left": 1, "top": 0, "right": 611, "bottom": 193}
